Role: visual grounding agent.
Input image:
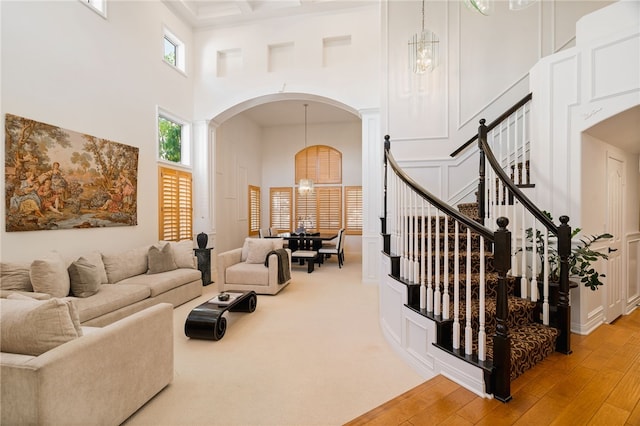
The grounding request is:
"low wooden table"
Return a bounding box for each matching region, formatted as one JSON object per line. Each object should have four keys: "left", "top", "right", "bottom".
{"left": 184, "top": 291, "right": 257, "bottom": 341}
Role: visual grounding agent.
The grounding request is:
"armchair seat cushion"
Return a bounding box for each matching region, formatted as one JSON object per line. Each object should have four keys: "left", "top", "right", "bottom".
{"left": 225, "top": 262, "right": 270, "bottom": 286}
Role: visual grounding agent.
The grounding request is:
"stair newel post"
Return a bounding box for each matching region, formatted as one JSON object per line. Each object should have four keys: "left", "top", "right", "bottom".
{"left": 493, "top": 216, "right": 512, "bottom": 403}
{"left": 477, "top": 119, "right": 487, "bottom": 225}
{"left": 556, "top": 215, "right": 572, "bottom": 354}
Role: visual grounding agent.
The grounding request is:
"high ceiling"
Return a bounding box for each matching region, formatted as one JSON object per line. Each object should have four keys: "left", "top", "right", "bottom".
{"left": 162, "top": 0, "right": 372, "bottom": 29}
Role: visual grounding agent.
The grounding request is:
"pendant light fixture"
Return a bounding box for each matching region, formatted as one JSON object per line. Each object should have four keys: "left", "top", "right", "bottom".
{"left": 298, "top": 103, "right": 314, "bottom": 195}
{"left": 408, "top": 0, "right": 439, "bottom": 74}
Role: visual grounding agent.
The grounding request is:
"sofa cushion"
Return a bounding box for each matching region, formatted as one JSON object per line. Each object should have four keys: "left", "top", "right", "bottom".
{"left": 102, "top": 246, "right": 149, "bottom": 283}
{"left": 147, "top": 243, "right": 177, "bottom": 274}
{"left": 68, "top": 284, "right": 151, "bottom": 323}
{"left": 245, "top": 238, "right": 275, "bottom": 264}
{"left": 30, "top": 252, "right": 70, "bottom": 298}
{"left": 68, "top": 257, "right": 102, "bottom": 298}
{"left": 160, "top": 240, "right": 196, "bottom": 269}
{"left": 119, "top": 268, "right": 202, "bottom": 297}
{"left": 241, "top": 237, "right": 284, "bottom": 262}
{"left": 0, "top": 297, "right": 81, "bottom": 356}
{"left": 225, "top": 262, "right": 269, "bottom": 286}
{"left": 0, "top": 261, "right": 32, "bottom": 291}
{"left": 82, "top": 250, "right": 109, "bottom": 283}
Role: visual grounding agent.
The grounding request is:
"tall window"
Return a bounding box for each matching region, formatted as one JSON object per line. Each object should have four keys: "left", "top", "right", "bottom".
{"left": 158, "top": 166, "right": 192, "bottom": 241}
{"left": 295, "top": 187, "right": 342, "bottom": 234}
{"left": 344, "top": 186, "right": 362, "bottom": 235}
{"left": 249, "top": 185, "right": 261, "bottom": 236}
{"left": 270, "top": 187, "right": 292, "bottom": 233}
{"left": 162, "top": 27, "right": 186, "bottom": 73}
{"left": 158, "top": 109, "right": 191, "bottom": 167}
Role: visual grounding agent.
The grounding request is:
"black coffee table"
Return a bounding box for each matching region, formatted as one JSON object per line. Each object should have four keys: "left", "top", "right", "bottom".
{"left": 184, "top": 291, "right": 257, "bottom": 341}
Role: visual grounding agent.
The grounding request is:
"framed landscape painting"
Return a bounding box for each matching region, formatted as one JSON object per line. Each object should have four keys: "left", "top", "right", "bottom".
{"left": 4, "top": 113, "right": 139, "bottom": 232}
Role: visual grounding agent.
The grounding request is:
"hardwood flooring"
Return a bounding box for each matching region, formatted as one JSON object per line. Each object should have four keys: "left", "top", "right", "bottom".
{"left": 346, "top": 307, "right": 640, "bottom": 425}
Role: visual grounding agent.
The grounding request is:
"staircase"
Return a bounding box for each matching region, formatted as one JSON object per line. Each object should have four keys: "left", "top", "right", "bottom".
{"left": 407, "top": 203, "right": 559, "bottom": 382}
{"left": 381, "top": 93, "right": 574, "bottom": 402}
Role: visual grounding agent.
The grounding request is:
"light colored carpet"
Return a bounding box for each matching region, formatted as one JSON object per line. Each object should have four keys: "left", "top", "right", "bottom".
{"left": 124, "top": 253, "right": 427, "bottom": 426}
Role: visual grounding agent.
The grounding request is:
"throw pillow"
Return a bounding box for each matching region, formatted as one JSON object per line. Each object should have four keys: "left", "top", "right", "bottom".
{"left": 271, "top": 238, "right": 284, "bottom": 250}
{"left": 0, "top": 297, "right": 82, "bottom": 356}
{"left": 68, "top": 257, "right": 101, "bottom": 298}
{"left": 160, "top": 240, "right": 196, "bottom": 269}
{"left": 147, "top": 243, "right": 178, "bottom": 274}
{"left": 0, "top": 261, "right": 33, "bottom": 291}
{"left": 102, "top": 246, "right": 149, "bottom": 283}
{"left": 29, "top": 252, "right": 70, "bottom": 298}
{"left": 245, "top": 238, "right": 276, "bottom": 264}
{"left": 241, "top": 237, "right": 251, "bottom": 262}
{"left": 82, "top": 250, "right": 109, "bottom": 283}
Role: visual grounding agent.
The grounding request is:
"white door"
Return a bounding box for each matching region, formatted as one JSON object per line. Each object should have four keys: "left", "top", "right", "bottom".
{"left": 605, "top": 154, "right": 624, "bottom": 323}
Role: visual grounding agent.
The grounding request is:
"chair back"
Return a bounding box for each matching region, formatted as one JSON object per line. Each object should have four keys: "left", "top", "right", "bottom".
{"left": 337, "top": 228, "right": 345, "bottom": 251}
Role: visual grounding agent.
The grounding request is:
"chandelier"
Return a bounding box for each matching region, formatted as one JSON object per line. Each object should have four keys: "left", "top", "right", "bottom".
{"left": 408, "top": 0, "right": 439, "bottom": 74}
{"left": 298, "top": 104, "right": 314, "bottom": 195}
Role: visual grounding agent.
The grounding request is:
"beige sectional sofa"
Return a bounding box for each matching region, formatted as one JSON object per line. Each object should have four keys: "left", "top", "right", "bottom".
{"left": 0, "top": 240, "right": 203, "bottom": 424}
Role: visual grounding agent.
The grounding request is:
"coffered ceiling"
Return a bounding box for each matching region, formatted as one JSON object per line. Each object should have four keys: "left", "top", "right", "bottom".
{"left": 162, "top": 0, "right": 371, "bottom": 29}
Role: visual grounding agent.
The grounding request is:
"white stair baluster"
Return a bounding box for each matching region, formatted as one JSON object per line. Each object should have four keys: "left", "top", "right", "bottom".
{"left": 453, "top": 220, "right": 460, "bottom": 349}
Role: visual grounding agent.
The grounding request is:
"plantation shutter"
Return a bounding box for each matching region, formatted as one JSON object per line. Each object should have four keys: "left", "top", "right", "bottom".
{"left": 249, "top": 185, "right": 261, "bottom": 236}
{"left": 295, "top": 145, "right": 341, "bottom": 185}
{"left": 317, "top": 146, "right": 341, "bottom": 184}
{"left": 159, "top": 166, "right": 192, "bottom": 241}
{"left": 344, "top": 186, "right": 362, "bottom": 235}
{"left": 295, "top": 191, "right": 317, "bottom": 231}
{"left": 270, "top": 187, "right": 292, "bottom": 232}
{"left": 316, "top": 187, "right": 342, "bottom": 233}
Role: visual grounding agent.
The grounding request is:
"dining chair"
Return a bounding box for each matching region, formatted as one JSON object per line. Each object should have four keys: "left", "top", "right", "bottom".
{"left": 318, "top": 228, "right": 345, "bottom": 268}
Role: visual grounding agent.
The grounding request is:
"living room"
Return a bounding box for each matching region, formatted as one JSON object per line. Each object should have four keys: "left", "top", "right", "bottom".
{"left": 2, "top": 0, "right": 639, "bottom": 424}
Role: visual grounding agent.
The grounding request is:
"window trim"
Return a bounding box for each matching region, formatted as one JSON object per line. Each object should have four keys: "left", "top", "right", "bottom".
{"left": 79, "top": 0, "right": 107, "bottom": 18}
{"left": 157, "top": 107, "right": 192, "bottom": 168}
{"left": 162, "top": 26, "right": 186, "bottom": 75}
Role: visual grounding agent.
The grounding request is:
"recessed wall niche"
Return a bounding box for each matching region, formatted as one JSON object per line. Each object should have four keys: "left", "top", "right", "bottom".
{"left": 322, "top": 35, "right": 351, "bottom": 67}
{"left": 216, "top": 48, "right": 242, "bottom": 77}
{"left": 268, "top": 42, "right": 294, "bottom": 72}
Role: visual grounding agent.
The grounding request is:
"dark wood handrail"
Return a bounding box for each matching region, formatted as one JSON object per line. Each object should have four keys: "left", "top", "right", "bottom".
{"left": 384, "top": 136, "right": 495, "bottom": 241}
{"left": 450, "top": 93, "right": 533, "bottom": 158}
{"left": 477, "top": 120, "right": 558, "bottom": 236}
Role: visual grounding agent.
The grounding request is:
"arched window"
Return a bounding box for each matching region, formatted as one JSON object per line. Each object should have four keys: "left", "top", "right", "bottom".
{"left": 295, "top": 145, "right": 342, "bottom": 185}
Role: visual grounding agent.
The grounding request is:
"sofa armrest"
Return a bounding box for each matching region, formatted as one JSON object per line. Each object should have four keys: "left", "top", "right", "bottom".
{"left": 217, "top": 247, "right": 243, "bottom": 286}
{"left": 1, "top": 303, "right": 174, "bottom": 425}
{"left": 266, "top": 248, "right": 292, "bottom": 285}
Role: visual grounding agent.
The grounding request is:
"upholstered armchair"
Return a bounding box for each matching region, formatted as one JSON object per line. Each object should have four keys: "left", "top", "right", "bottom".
{"left": 217, "top": 237, "right": 292, "bottom": 295}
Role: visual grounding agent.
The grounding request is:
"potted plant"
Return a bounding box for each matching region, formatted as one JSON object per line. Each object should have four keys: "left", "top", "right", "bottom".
{"left": 524, "top": 212, "right": 613, "bottom": 291}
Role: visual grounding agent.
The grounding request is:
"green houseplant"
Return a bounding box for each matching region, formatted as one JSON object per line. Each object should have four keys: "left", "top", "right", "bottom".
{"left": 525, "top": 212, "right": 613, "bottom": 291}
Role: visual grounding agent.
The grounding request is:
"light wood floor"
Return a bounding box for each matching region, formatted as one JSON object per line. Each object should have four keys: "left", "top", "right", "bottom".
{"left": 346, "top": 307, "right": 640, "bottom": 426}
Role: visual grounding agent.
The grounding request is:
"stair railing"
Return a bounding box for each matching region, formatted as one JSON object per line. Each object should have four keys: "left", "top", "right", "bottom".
{"left": 383, "top": 136, "right": 514, "bottom": 402}
{"left": 476, "top": 118, "right": 572, "bottom": 354}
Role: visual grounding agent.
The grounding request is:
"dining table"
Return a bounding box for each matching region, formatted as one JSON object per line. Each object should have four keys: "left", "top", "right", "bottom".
{"left": 277, "top": 232, "right": 338, "bottom": 252}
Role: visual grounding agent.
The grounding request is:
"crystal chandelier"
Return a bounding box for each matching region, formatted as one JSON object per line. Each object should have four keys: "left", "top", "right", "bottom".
{"left": 298, "top": 104, "right": 314, "bottom": 195}
{"left": 408, "top": 0, "right": 439, "bottom": 74}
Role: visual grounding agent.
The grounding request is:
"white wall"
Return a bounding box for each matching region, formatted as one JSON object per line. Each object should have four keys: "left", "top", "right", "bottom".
{"left": 383, "top": 0, "right": 612, "bottom": 203}
{"left": 214, "top": 114, "right": 263, "bottom": 254}
{"left": 1, "top": 1, "right": 194, "bottom": 263}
